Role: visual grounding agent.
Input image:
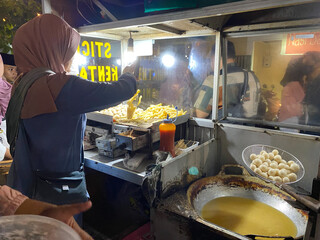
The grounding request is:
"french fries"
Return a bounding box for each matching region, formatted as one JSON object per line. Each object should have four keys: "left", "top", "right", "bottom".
{"left": 97, "top": 89, "right": 187, "bottom": 122}
{"left": 98, "top": 103, "right": 186, "bottom": 122}
{"left": 135, "top": 103, "right": 186, "bottom": 121}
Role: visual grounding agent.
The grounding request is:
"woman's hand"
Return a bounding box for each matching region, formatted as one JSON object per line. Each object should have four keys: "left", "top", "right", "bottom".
{"left": 122, "top": 63, "right": 136, "bottom": 75}
{"left": 16, "top": 198, "right": 93, "bottom": 240}
{"left": 40, "top": 201, "right": 93, "bottom": 240}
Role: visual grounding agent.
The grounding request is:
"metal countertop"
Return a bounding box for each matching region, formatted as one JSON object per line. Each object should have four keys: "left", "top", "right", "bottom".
{"left": 84, "top": 149, "right": 153, "bottom": 185}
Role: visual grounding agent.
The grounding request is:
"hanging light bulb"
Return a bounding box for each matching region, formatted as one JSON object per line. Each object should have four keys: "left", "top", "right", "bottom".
{"left": 125, "top": 31, "right": 137, "bottom": 65}
{"left": 128, "top": 31, "right": 134, "bottom": 53}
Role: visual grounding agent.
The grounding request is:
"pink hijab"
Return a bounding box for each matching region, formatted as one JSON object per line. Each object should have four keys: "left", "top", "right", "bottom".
{"left": 12, "top": 14, "right": 80, "bottom": 119}
{"left": 0, "top": 54, "right": 12, "bottom": 122}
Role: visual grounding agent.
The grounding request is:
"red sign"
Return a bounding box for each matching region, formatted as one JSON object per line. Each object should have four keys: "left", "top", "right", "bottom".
{"left": 285, "top": 32, "right": 320, "bottom": 55}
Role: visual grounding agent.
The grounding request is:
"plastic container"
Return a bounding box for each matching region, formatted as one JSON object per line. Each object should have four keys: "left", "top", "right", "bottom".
{"left": 159, "top": 117, "right": 176, "bottom": 157}
{"left": 0, "top": 214, "right": 81, "bottom": 240}
{"left": 178, "top": 140, "right": 199, "bottom": 154}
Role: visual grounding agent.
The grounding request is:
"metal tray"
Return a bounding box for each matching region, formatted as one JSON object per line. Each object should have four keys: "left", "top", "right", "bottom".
{"left": 87, "top": 111, "right": 189, "bottom": 130}
{"left": 87, "top": 112, "right": 113, "bottom": 125}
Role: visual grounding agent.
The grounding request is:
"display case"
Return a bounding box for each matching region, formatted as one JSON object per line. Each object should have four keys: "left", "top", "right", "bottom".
{"left": 45, "top": 0, "right": 320, "bottom": 239}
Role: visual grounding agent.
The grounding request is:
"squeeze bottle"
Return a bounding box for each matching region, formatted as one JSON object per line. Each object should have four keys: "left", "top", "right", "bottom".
{"left": 159, "top": 114, "right": 176, "bottom": 157}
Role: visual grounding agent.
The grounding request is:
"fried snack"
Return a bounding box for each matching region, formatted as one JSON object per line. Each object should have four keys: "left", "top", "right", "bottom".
{"left": 98, "top": 102, "right": 187, "bottom": 122}
{"left": 135, "top": 103, "right": 187, "bottom": 121}
{"left": 127, "top": 89, "right": 142, "bottom": 119}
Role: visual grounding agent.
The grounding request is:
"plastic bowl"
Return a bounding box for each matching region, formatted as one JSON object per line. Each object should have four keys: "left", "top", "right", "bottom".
{"left": 242, "top": 144, "right": 305, "bottom": 184}
{"left": 0, "top": 215, "right": 81, "bottom": 240}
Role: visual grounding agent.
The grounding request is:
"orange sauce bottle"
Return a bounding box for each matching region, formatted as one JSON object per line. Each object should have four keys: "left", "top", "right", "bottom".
{"left": 159, "top": 117, "right": 176, "bottom": 157}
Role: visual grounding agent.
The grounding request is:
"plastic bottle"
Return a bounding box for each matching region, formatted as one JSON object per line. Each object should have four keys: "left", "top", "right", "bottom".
{"left": 159, "top": 115, "right": 176, "bottom": 157}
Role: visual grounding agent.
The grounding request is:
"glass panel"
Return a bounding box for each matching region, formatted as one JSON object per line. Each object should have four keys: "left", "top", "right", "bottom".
{"left": 136, "top": 36, "right": 216, "bottom": 116}
{"left": 77, "top": 36, "right": 122, "bottom": 82}
{"left": 226, "top": 31, "right": 320, "bottom": 130}
{"left": 78, "top": 35, "right": 216, "bottom": 119}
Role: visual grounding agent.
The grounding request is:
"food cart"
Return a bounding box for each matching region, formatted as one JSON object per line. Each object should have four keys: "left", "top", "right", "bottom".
{"left": 44, "top": 0, "right": 320, "bottom": 239}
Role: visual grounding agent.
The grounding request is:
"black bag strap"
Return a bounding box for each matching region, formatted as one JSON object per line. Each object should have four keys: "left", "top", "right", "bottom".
{"left": 6, "top": 67, "right": 55, "bottom": 157}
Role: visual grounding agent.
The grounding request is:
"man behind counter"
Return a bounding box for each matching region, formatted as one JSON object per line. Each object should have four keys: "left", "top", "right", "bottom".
{"left": 0, "top": 53, "right": 18, "bottom": 85}
{"left": 194, "top": 41, "right": 261, "bottom": 120}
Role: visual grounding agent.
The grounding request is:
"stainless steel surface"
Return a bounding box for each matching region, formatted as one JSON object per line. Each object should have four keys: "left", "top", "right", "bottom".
{"left": 90, "top": 113, "right": 189, "bottom": 155}
{"left": 218, "top": 124, "right": 320, "bottom": 193}
{"left": 116, "top": 130, "right": 149, "bottom": 151}
{"left": 280, "top": 184, "right": 320, "bottom": 213}
{"left": 84, "top": 149, "right": 147, "bottom": 185}
{"left": 160, "top": 138, "right": 217, "bottom": 197}
{"left": 212, "top": 32, "right": 221, "bottom": 122}
{"left": 187, "top": 166, "right": 308, "bottom": 238}
{"left": 86, "top": 112, "right": 113, "bottom": 125}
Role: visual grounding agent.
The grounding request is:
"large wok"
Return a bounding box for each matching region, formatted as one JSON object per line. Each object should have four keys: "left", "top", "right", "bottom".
{"left": 187, "top": 165, "right": 308, "bottom": 239}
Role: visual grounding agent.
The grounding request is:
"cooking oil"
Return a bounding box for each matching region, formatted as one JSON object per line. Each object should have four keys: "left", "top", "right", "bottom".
{"left": 201, "top": 196, "right": 297, "bottom": 239}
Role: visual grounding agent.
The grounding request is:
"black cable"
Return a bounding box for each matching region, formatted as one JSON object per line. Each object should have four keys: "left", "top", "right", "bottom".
{"left": 76, "top": 0, "right": 94, "bottom": 24}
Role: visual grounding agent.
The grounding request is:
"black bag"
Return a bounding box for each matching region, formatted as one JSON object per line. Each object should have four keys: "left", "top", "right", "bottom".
{"left": 33, "top": 169, "right": 88, "bottom": 205}
{"left": 6, "top": 68, "right": 55, "bottom": 157}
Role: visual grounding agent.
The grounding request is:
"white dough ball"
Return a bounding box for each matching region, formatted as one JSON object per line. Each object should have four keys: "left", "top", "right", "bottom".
{"left": 252, "top": 159, "right": 262, "bottom": 167}
{"left": 286, "top": 169, "right": 293, "bottom": 174}
{"left": 268, "top": 168, "right": 277, "bottom": 176}
{"left": 268, "top": 176, "right": 275, "bottom": 181}
{"left": 268, "top": 153, "right": 274, "bottom": 160}
{"left": 270, "top": 162, "right": 278, "bottom": 169}
{"left": 265, "top": 159, "right": 272, "bottom": 165}
{"left": 263, "top": 153, "right": 269, "bottom": 159}
{"left": 258, "top": 155, "right": 265, "bottom": 161}
{"left": 254, "top": 167, "right": 263, "bottom": 175}
{"left": 261, "top": 162, "right": 269, "bottom": 167}
{"left": 280, "top": 159, "right": 287, "bottom": 165}
{"left": 250, "top": 154, "right": 257, "bottom": 160}
{"left": 272, "top": 149, "right": 279, "bottom": 155}
{"left": 284, "top": 164, "right": 291, "bottom": 170}
{"left": 279, "top": 169, "right": 288, "bottom": 178}
{"left": 287, "top": 173, "right": 297, "bottom": 182}
{"left": 288, "top": 160, "right": 295, "bottom": 166}
{"left": 274, "top": 176, "right": 282, "bottom": 183}
{"left": 259, "top": 164, "right": 269, "bottom": 172}
{"left": 274, "top": 155, "right": 282, "bottom": 163}
{"left": 282, "top": 177, "right": 290, "bottom": 183}
{"left": 260, "top": 150, "right": 267, "bottom": 155}
{"left": 278, "top": 163, "right": 287, "bottom": 169}
{"left": 290, "top": 163, "right": 300, "bottom": 173}
{"left": 260, "top": 172, "right": 268, "bottom": 179}
{"left": 250, "top": 163, "right": 257, "bottom": 171}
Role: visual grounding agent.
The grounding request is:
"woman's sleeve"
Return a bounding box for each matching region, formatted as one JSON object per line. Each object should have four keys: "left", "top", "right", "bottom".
{"left": 56, "top": 73, "right": 137, "bottom": 114}
{"left": 0, "top": 185, "right": 28, "bottom": 216}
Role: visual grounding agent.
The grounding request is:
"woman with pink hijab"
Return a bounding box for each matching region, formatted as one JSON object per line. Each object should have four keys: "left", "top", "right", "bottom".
{"left": 6, "top": 14, "right": 136, "bottom": 216}
{"left": 0, "top": 54, "right": 12, "bottom": 161}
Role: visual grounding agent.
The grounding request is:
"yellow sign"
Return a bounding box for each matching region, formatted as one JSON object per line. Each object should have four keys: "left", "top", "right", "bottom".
{"left": 77, "top": 38, "right": 120, "bottom": 82}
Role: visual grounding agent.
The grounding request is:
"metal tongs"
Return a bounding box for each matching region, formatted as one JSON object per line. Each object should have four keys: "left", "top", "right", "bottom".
{"left": 127, "top": 89, "right": 142, "bottom": 119}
